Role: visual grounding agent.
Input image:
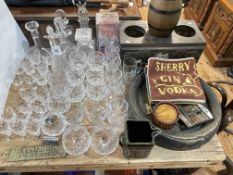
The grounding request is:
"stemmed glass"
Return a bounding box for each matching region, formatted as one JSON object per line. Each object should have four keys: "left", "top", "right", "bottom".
{"left": 85, "top": 98, "right": 108, "bottom": 124}
{"left": 64, "top": 102, "right": 84, "bottom": 124}
{"left": 86, "top": 75, "right": 107, "bottom": 101}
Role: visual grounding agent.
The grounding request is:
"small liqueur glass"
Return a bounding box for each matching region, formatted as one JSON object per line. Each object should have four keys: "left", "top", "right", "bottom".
{"left": 91, "top": 126, "right": 119, "bottom": 156}
{"left": 62, "top": 125, "right": 91, "bottom": 156}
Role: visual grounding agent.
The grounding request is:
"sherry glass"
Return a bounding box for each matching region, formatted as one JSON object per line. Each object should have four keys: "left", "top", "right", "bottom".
{"left": 47, "top": 97, "right": 70, "bottom": 114}
{"left": 64, "top": 102, "right": 84, "bottom": 124}
{"left": 62, "top": 125, "right": 91, "bottom": 156}
{"left": 42, "top": 111, "right": 66, "bottom": 137}
{"left": 69, "top": 50, "right": 87, "bottom": 69}
{"left": 0, "top": 118, "right": 12, "bottom": 137}
{"left": 3, "top": 107, "right": 17, "bottom": 122}
{"left": 65, "top": 66, "right": 85, "bottom": 87}
{"left": 109, "top": 98, "right": 129, "bottom": 119}
{"left": 18, "top": 83, "right": 37, "bottom": 103}
{"left": 91, "top": 126, "right": 119, "bottom": 155}
{"left": 68, "top": 82, "right": 86, "bottom": 103}
{"left": 26, "top": 119, "right": 41, "bottom": 137}
{"left": 31, "top": 100, "right": 47, "bottom": 113}
{"left": 85, "top": 97, "right": 108, "bottom": 124}
{"left": 11, "top": 117, "right": 27, "bottom": 137}
{"left": 86, "top": 75, "right": 107, "bottom": 101}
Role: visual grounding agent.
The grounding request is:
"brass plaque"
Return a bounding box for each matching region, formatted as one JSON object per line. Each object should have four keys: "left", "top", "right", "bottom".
{"left": 8, "top": 145, "right": 66, "bottom": 161}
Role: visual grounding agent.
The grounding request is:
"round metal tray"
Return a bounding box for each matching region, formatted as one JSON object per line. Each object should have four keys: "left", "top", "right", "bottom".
{"left": 126, "top": 73, "right": 222, "bottom": 150}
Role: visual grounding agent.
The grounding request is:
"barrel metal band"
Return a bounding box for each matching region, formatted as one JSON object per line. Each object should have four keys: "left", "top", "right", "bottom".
{"left": 148, "top": 23, "right": 174, "bottom": 31}
{"left": 149, "top": 4, "right": 181, "bottom": 15}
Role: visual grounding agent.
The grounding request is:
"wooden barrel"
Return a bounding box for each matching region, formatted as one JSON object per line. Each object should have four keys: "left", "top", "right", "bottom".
{"left": 147, "top": 0, "right": 182, "bottom": 37}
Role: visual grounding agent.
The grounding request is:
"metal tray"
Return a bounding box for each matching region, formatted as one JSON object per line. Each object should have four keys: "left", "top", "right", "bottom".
{"left": 125, "top": 73, "right": 222, "bottom": 150}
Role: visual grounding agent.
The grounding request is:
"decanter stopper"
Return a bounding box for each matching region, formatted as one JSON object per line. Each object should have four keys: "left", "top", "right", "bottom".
{"left": 25, "top": 21, "right": 41, "bottom": 48}
{"left": 77, "top": 2, "right": 89, "bottom": 28}
{"left": 45, "top": 25, "right": 62, "bottom": 56}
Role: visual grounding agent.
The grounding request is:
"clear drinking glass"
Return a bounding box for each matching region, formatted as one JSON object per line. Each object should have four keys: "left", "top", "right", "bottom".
{"left": 31, "top": 100, "right": 47, "bottom": 113}
{"left": 47, "top": 97, "right": 70, "bottom": 114}
{"left": 91, "top": 126, "right": 119, "bottom": 155}
{"left": 65, "top": 66, "right": 85, "bottom": 87}
{"left": 68, "top": 82, "right": 86, "bottom": 103}
{"left": 11, "top": 117, "right": 27, "bottom": 137}
{"left": 41, "top": 111, "right": 66, "bottom": 137}
{"left": 88, "top": 51, "right": 106, "bottom": 64}
{"left": 86, "top": 75, "right": 107, "bottom": 101}
{"left": 109, "top": 83, "right": 125, "bottom": 99}
{"left": 0, "top": 118, "right": 12, "bottom": 137}
{"left": 109, "top": 98, "right": 129, "bottom": 119}
{"left": 62, "top": 125, "right": 91, "bottom": 156}
{"left": 37, "top": 85, "right": 50, "bottom": 103}
{"left": 123, "top": 57, "right": 137, "bottom": 82}
{"left": 69, "top": 50, "right": 87, "bottom": 69}
{"left": 86, "top": 63, "right": 105, "bottom": 80}
{"left": 64, "top": 102, "right": 84, "bottom": 124}
{"left": 21, "top": 58, "right": 35, "bottom": 75}
{"left": 18, "top": 84, "right": 37, "bottom": 103}
{"left": 3, "top": 107, "right": 17, "bottom": 122}
{"left": 85, "top": 98, "right": 108, "bottom": 124}
{"left": 26, "top": 119, "right": 41, "bottom": 137}
{"left": 105, "top": 69, "right": 123, "bottom": 87}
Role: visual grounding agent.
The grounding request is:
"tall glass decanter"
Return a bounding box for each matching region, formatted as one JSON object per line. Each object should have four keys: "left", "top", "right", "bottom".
{"left": 45, "top": 25, "right": 69, "bottom": 98}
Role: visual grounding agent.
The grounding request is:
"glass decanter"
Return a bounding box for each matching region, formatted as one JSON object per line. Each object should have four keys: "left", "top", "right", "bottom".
{"left": 45, "top": 25, "right": 70, "bottom": 98}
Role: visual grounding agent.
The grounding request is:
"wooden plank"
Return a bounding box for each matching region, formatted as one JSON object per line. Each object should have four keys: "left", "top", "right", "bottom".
{"left": 0, "top": 135, "right": 225, "bottom": 172}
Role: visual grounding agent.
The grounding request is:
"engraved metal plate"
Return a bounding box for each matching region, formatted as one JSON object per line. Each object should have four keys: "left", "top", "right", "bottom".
{"left": 7, "top": 145, "right": 66, "bottom": 162}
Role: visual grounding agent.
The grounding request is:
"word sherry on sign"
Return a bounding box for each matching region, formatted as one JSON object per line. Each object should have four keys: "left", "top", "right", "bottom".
{"left": 8, "top": 145, "right": 66, "bottom": 161}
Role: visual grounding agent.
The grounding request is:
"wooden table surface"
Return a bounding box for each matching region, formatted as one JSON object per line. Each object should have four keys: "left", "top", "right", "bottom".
{"left": 2, "top": 5, "right": 232, "bottom": 173}
{"left": 0, "top": 135, "right": 225, "bottom": 172}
